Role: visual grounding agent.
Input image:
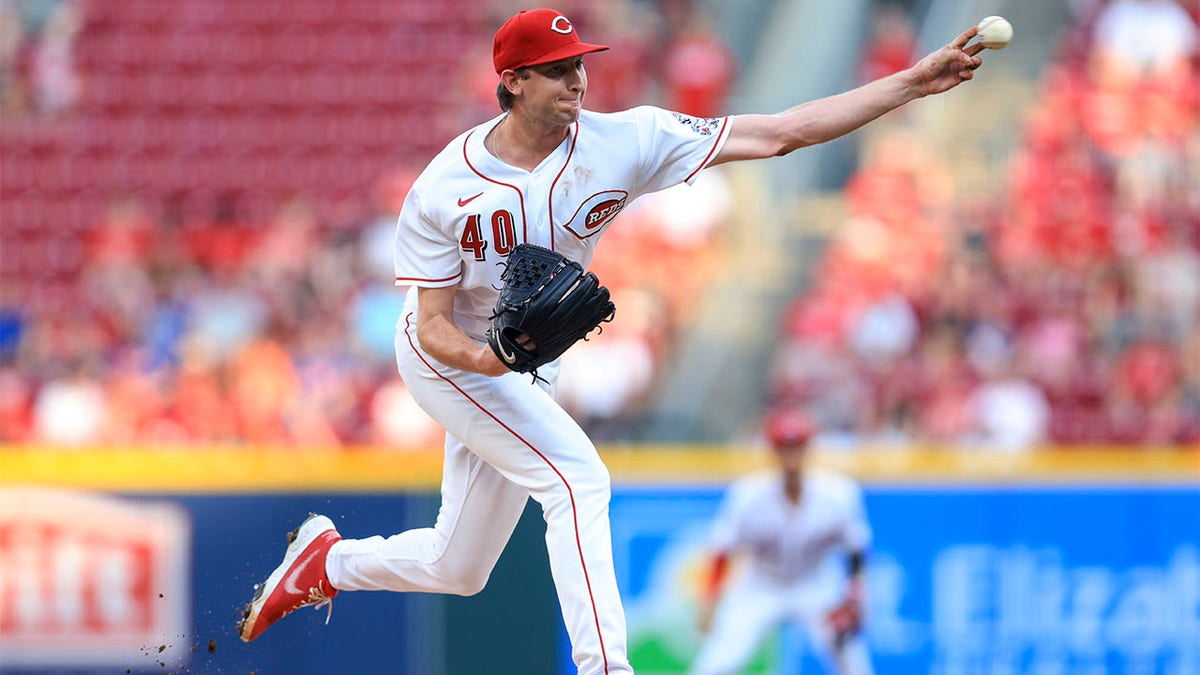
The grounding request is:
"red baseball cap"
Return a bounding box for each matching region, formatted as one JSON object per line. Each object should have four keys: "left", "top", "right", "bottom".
{"left": 765, "top": 409, "right": 815, "bottom": 449}
{"left": 493, "top": 8, "right": 609, "bottom": 75}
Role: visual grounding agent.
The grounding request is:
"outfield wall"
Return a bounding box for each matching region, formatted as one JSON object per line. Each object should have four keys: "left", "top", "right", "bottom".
{"left": 0, "top": 447, "right": 1196, "bottom": 674}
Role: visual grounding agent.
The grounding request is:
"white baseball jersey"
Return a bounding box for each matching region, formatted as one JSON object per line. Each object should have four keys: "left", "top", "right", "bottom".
{"left": 393, "top": 106, "right": 730, "bottom": 340}
{"left": 710, "top": 467, "right": 872, "bottom": 588}
{"left": 324, "top": 106, "right": 729, "bottom": 675}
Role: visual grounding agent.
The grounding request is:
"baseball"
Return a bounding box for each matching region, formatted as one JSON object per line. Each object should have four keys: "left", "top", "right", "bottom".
{"left": 976, "top": 15, "right": 1013, "bottom": 49}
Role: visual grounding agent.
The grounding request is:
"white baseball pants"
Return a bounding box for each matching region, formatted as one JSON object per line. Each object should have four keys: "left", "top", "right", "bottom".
{"left": 325, "top": 312, "right": 631, "bottom": 675}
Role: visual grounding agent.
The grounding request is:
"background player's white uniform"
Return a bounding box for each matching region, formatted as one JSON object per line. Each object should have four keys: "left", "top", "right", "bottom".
{"left": 323, "top": 106, "right": 729, "bottom": 675}
{"left": 691, "top": 467, "right": 874, "bottom": 675}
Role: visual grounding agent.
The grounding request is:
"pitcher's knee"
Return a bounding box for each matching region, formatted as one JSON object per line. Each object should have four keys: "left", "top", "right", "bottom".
{"left": 438, "top": 561, "right": 491, "bottom": 596}
{"left": 573, "top": 460, "right": 612, "bottom": 503}
{"left": 544, "top": 461, "right": 612, "bottom": 515}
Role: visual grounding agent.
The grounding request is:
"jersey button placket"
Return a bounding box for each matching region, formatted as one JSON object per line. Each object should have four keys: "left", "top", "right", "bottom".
{"left": 525, "top": 171, "right": 555, "bottom": 247}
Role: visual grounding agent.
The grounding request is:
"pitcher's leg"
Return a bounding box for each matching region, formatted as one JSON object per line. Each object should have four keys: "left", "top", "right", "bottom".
{"left": 396, "top": 316, "right": 631, "bottom": 674}
{"left": 449, "top": 388, "right": 629, "bottom": 675}
{"left": 534, "top": 445, "right": 626, "bottom": 675}
{"left": 327, "top": 436, "right": 528, "bottom": 595}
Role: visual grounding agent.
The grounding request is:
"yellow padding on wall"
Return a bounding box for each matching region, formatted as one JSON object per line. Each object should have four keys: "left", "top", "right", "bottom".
{"left": 0, "top": 445, "right": 1195, "bottom": 493}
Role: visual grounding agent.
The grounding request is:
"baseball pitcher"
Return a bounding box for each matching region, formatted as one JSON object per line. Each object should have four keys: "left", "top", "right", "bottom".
{"left": 236, "top": 8, "right": 990, "bottom": 675}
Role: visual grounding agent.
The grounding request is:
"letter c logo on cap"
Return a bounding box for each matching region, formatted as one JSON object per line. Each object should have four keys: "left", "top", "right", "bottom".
{"left": 551, "top": 16, "right": 573, "bottom": 34}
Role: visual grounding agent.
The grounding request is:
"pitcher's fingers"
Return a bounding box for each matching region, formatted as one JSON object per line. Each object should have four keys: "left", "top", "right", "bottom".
{"left": 951, "top": 26, "right": 978, "bottom": 50}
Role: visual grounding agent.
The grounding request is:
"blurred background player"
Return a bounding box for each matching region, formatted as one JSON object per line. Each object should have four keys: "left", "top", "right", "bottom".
{"left": 692, "top": 410, "right": 873, "bottom": 675}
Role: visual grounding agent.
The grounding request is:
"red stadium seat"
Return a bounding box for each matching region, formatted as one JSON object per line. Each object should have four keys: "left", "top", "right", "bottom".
{"left": 87, "top": 69, "right": 135, "bottom": 110}
{"left": 325, "top": 26, "right": 382, "bottom": 65}
{"left": 64, "top": 192, "right": 107, "bottom": 231}
{"left": 0, "top": 234, "right": 38, "bottom": 276}
{"left": 224, "top": 112, "right": 279, "bottom": 151}
{"left": 212, "top": 28, "right": 268, "bottom": 70}
{"left": 187, "top": 67, "right": 247, "bottom": 110}
{"left": 228, "top": 2, "right": 283, "bottom": 28}
{"left": 307, "top": 65, "right": 355, "bottom": 108}
{"left": 1, "top": 150, "right": 36, "bottom": 194}
{"left": 93, "top": 0, "right": 173, "bottom": 27}
{"left": 338, "top": 0, "right": 392, "bottom": 25}
{"left": 163, "top": 29, "right": 210, "bottom": 70}
{"left": 84, "top": 29, "right": 161, "bottom": 71}
{"left": 269, "top": 25, "right": 321, "bottom": 66}
{"left": 244, "top": 66, "right": 303, "bottom": 108}
{"left": 0, "top": 196, "right": 38, "bottom": 233}
{"left": 138, "top": 69, "right": 189, "bottom": 111}
{"left": 83, "top": 155, "right": 122, "bottom": 189}
{"left": 291, "top": 0, "right": 339, "bottom": 26}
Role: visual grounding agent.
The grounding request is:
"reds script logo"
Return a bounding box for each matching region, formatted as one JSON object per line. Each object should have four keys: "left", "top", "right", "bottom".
{"left": 564, "top": 190, "right": 628, "bottom": 240}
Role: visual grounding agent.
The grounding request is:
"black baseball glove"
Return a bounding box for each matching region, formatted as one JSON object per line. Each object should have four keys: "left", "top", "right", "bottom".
{"left": 486, "top": 243, "right": 615, "bottom": 375}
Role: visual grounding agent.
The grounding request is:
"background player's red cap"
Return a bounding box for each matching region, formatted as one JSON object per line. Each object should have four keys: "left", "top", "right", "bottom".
{"left": 493, "top": 8, "right": 609, "bottom": 75}
{"left": 765, "top": 409, "right": 815, "bottom": 449}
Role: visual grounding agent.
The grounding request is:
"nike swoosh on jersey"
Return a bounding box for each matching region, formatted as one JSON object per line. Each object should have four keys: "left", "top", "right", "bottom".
{"left": 458, "top": 192, "right": 484, "bottom": 207}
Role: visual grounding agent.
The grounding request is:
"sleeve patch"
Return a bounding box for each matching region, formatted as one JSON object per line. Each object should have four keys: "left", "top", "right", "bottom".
{"left": 670, "top": 112, "right": 722, "bottom": 136}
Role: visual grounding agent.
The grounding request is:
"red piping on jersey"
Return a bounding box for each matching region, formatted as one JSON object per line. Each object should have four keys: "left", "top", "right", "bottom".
{"left": 545, "top": 120, "right": 580, "bottom": 250}
{"left": 402, "top": 313, "right": 611, "bottom": 674}
{"left": 395, "top": 273, "right": 462, "bottom": 284}
{"left": 685, "top": 116, "right": 731, "bottom": 184}
{"left": 464, "top": 126, "right": 531, "bottom": 245}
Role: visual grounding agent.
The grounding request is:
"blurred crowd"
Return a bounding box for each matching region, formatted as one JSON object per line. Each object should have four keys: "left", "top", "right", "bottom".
{"left": 770, "top": 0, "right": 1200, "bottom": 449}
{"left": 0, "top": 0, "right": 735, "bottom": 447}
{"left": 3, "top": 0, "right": 1197, "bottom": 451}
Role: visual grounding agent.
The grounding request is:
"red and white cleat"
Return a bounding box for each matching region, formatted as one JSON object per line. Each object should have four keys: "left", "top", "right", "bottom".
{"left": 237, "top": 513, "right": 342, "bottom": 642}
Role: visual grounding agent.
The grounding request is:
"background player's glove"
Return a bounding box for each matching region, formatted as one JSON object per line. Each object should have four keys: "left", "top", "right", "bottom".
{"left": 827, "top": 597, "right": 863, "bottom": 647}
{"left": 486, "top": 243, "right": 615, "bottom": 375}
